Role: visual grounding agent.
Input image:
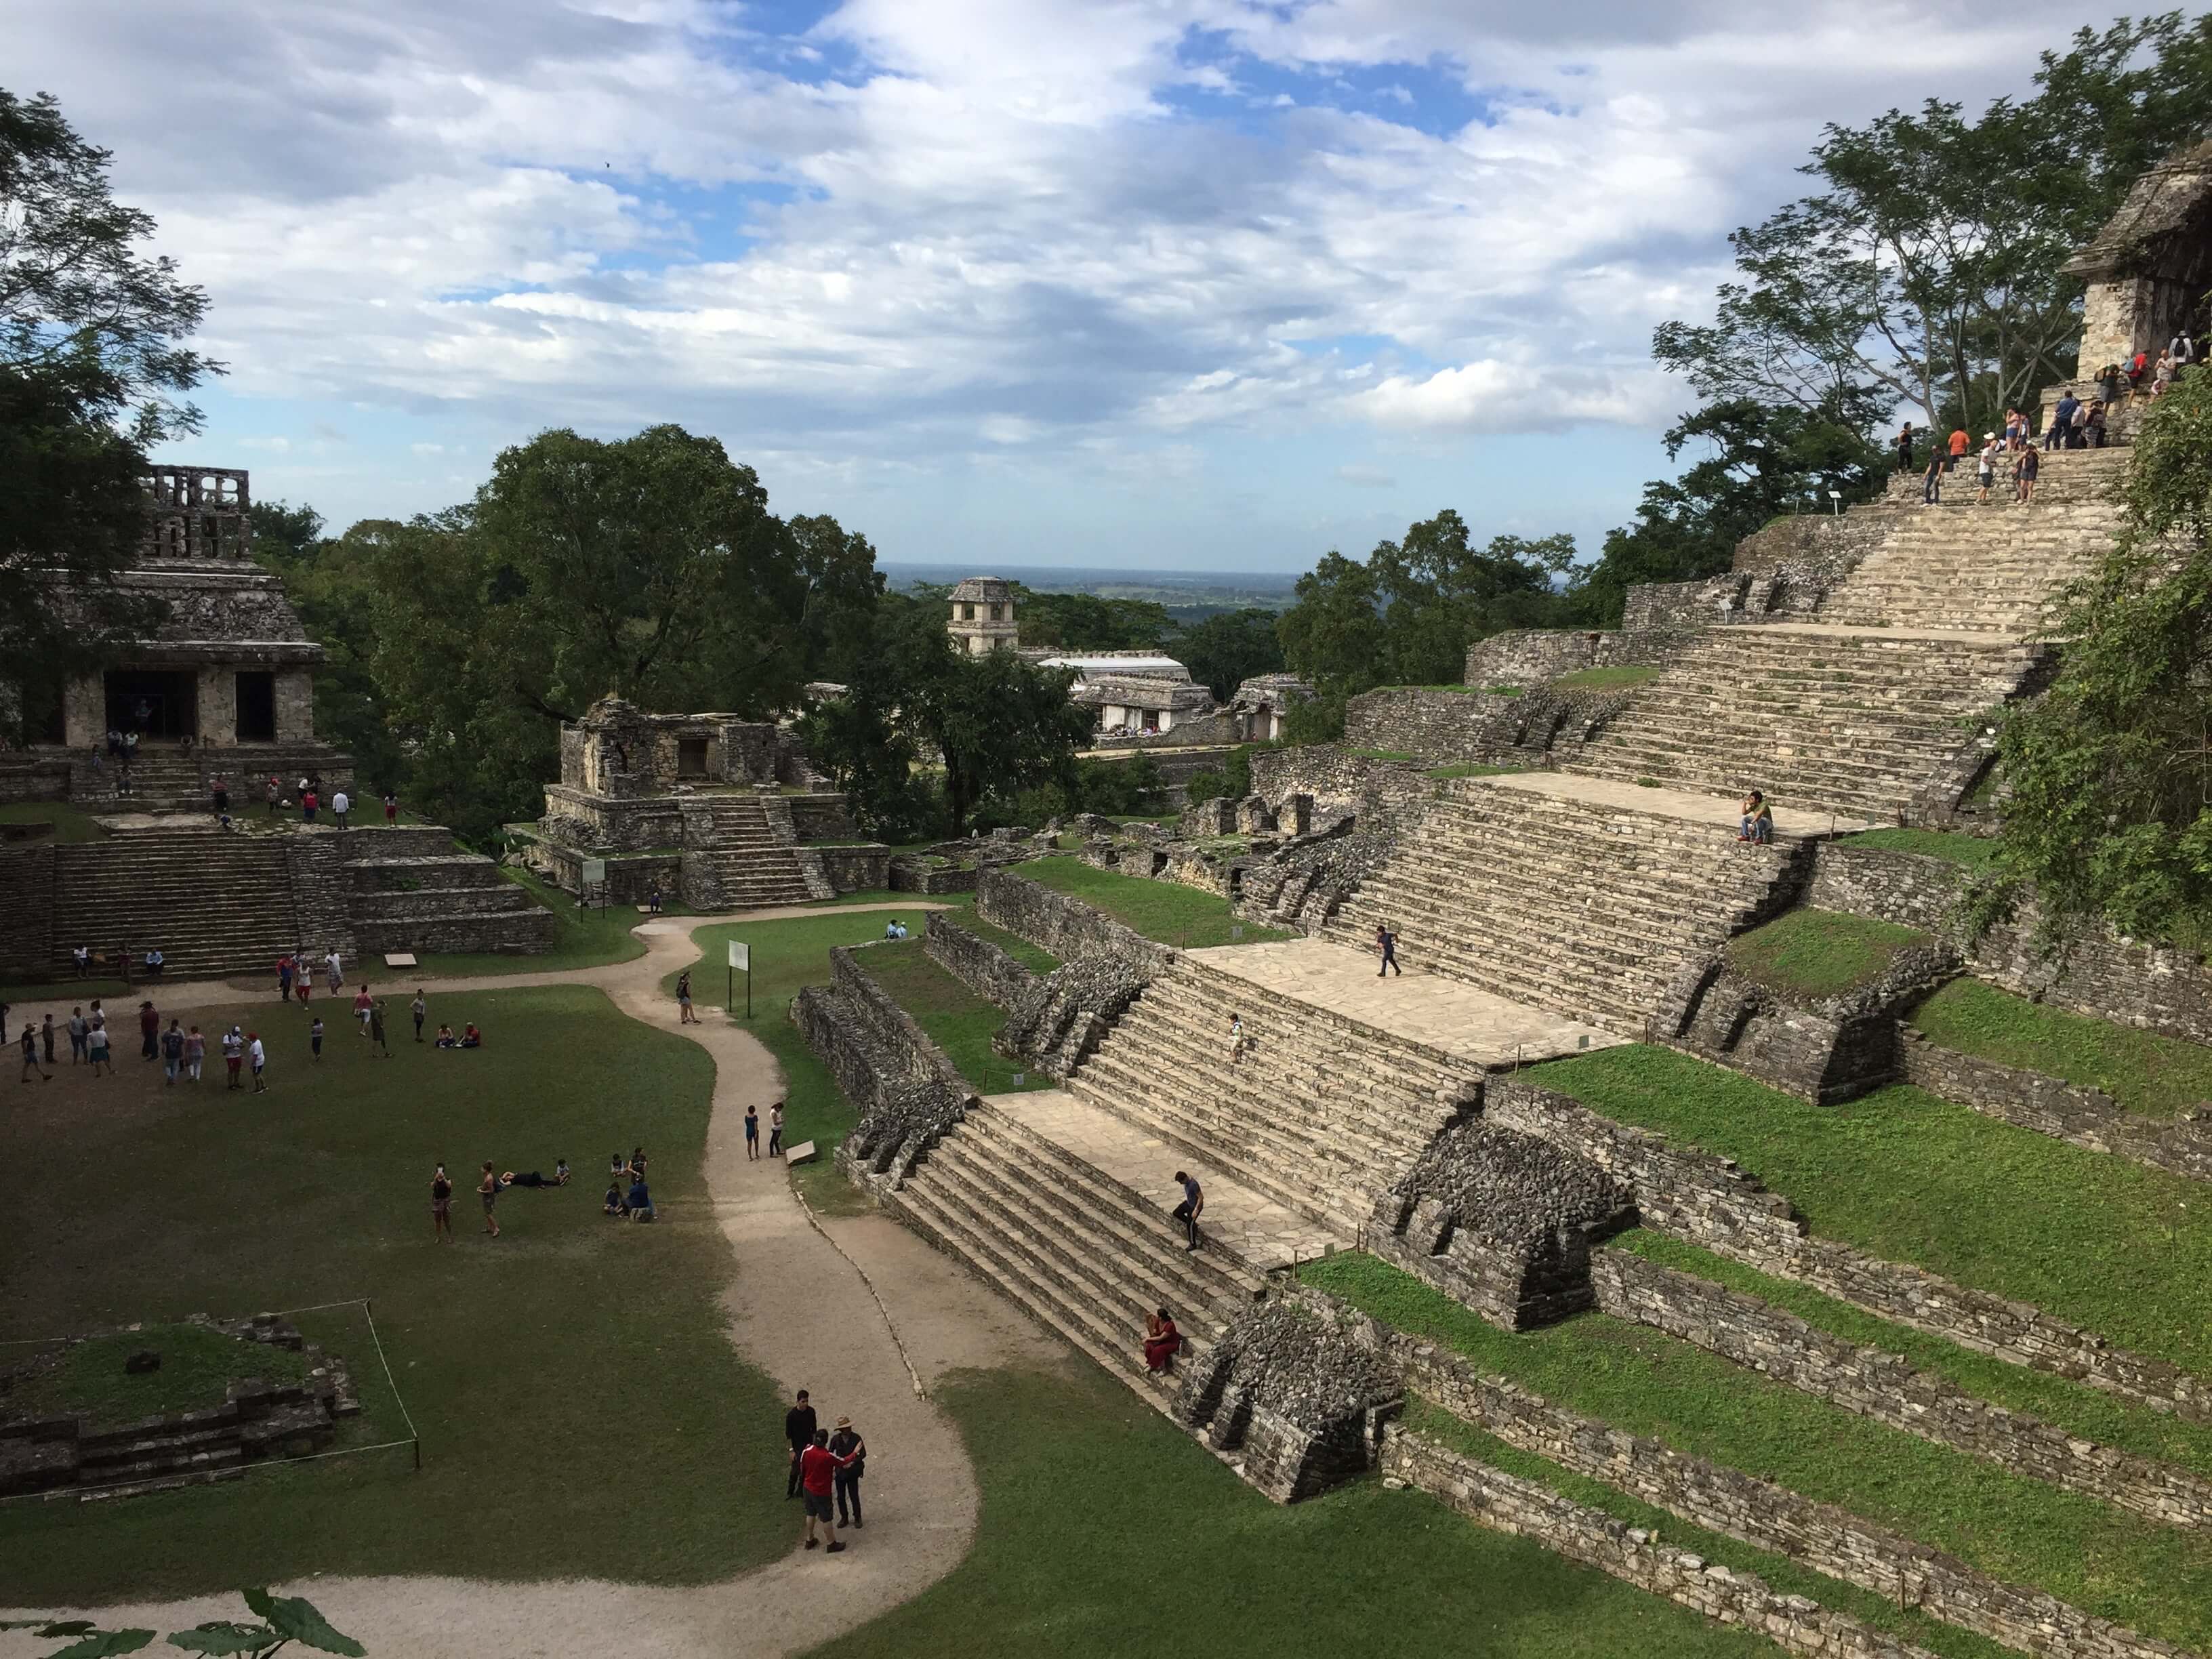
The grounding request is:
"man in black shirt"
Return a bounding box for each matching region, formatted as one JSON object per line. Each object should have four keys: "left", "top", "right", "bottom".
{"left": 784, "top": 1389, "right": 818, "bottom": 1498}
{"left": 1172, "top": 1170, "right": 1204, "bottom": 1253}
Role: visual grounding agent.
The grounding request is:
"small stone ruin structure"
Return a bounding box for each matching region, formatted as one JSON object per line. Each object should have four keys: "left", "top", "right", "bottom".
{"left": 529, "top": 696, "right": 886, "bottom": 905}
{"left": 947, "top": 575, "right": 1020, "bottom": 655}
{"left": 0, "top": 1315, "right": 360, "bottom": 1499}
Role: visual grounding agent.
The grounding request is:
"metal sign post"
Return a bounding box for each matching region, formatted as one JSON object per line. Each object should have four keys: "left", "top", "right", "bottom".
{"left": 729, "top": 939, "right": 751, "bottom": 1019}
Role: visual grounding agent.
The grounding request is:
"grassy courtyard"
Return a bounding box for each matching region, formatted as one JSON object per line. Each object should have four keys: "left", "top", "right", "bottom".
{"left": 857, "top": 939, "right": 1051, "bottom": 1099}
{"left": 0, "top": 985, "right": 790, "bottom": 1601}
{"left": 1016, "top": 857, "right": 1287, "bottom": 947}
{"left": 1304, "top": 1252, "right": 2212, "bottom": 1653}
{"left": 1530, "top": 1045, "right": 2212, "bottom": 1377}
{"left": 809, "top": 1365, "right": 1771, "bottom": 1659}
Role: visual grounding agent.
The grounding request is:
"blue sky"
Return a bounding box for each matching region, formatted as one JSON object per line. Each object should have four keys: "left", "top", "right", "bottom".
{"left": 16, "top": 0, "right": 2145, "bottom": 574}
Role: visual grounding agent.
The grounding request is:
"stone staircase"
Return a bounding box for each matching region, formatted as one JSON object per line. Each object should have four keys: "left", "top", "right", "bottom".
{"left": 1065, "top": 955, "right": 1483, "bottom": 1235}
{"left": 1560, "top": 628, "right": 2050, "bottom": 822}
{"left": 68, "top": 747, "right": 354, "bottom": 815}
{"left": 889, "top": 1099, "right": 1267, "bottom": 1399}
{"left": 1818, "top": 493, "right": 2123, "bottom": 638}
{"left": 49, "top": 830, "right": 303, "bottom": 980}
{"left": 333, "top": 829, "right": 556, "bottom": 956}
{"left": 691, "top": 794, "right": 814, "bottom": 907}
{"left": 1324, "top": 780, "right": 1799, "bottom": 1036}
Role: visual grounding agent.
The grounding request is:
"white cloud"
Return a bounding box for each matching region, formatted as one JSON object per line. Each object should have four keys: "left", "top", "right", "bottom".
{"left": 1335, "top": 463, "right": 1397, "bottom": 487}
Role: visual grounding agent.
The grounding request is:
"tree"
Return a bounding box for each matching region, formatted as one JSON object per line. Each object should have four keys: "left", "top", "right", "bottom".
{"left": 1652, "top": 16, "right": 2212, "bottom": 443}
{"left": 1565, "top": 400, "right": 1885, "bottom": 626}
{"left": 1275, "top": 551, "right": 1385, "bottom": 704}
{"left": 1175, "top": 607, "right": 1287, "bottom": 700}
{"left": 1972, "top": 369, "right": 2212, "bottom": 947}
{"left": 787, "top": 512, "right": 887, "bottom": 687}
{"left": 1, "top": 88, "right": 220, "bottom": 445}
{"left": 1013, "top": 589, "right": 1174, "bottom": 651}
{"left": 4, "top": 1585, "right": 364, "bottom": 1658}
{"left": 1370, "top": 512, "right": 1571, "bottom": 686}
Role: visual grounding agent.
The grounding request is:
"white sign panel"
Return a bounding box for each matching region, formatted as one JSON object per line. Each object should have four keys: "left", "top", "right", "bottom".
{"left": 580, "top": 858, "right": 607, "bottom": 886}
{"left": 728, "top": 941, "right": 750, "bottom": 970}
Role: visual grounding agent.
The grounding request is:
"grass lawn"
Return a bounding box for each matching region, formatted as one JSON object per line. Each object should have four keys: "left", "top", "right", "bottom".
{"left": 0, "top": 801, "right": 110, "bottom": 843}
{"left": 1303, "top": 1252, "right": 2212, "bottom": 1654}
{"left": 0, "top": 985, "right": 790, "bottom": 1601}
{"left": 1836, "top": 827, "right": 1996, "bottom": 867}
{"left": 857, "top": 939, "right": 1051, "bottom": 1099}
{"left": 947, "top": 913, "right": 1058, "bottom": 975}
{"left": 1015, "top": 858, "right": 1288, "bottom": 948}
{"left": 672, "top": 902, "right": 972, "bottom": 1212}
{"left": 806, "top": 1365, "right": 1771, "bottom": 1659}
{"left": 1551, "top": 665, "right": 1662, "bottom": 691}
{"left": 1403, "top": 1404, "right": 2010, "bottom": 1659}
{"left": 1530, "top": 1046, "right": 2212, "bottom": 1378}
{"left": 1615, "top": 1230, "right": 2212, "bottom": 1482}
{"left": 1723, "top": 907, "right": 1932, "bottom": 1000}
{"left": 1911, "top": 977, "right": 2212, "bottom": 1118}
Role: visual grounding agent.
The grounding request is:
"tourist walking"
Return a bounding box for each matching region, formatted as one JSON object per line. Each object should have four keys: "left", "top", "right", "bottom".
{"left": 412, "top": 990, "right": 427, "bottom": 1042}
{"left": 354, "top": 983, "right": 373, "bottom": 1035}
{"left": 211, "top": 774, "right": 229, "bottom": 818}
{"left": 20, "top": 1025, "right": 49, "bottom": 1084}
{"left": 798, "top": 1429, "right": 859, "bottom": 1553}
{"left": 249, "top": 1031, "right": 268, "bottom": 1092}
{"left": 1976, "top": 438, "right": 1997, "bottom": 504}
{"left": 325, "top": 949, "right": 344, "bottom": 996}
{"left": 310, "top": 1016, "right": 325, "bottom": 1061}
{"left": 138, "top": 1000, "right": 159, "bottom": 1061}
{"left": 332, "top": 788, "right": 350, "bottom": 830}
{"left": 222, "top": 1025, "right": 243, "bottom": 1088}
{"left": 67, "top": 1006, "right": 88, "bottom": 1064}
{"left": 302, "top": 785, "right": 319, "bottom": 823}
{"left": 1172, "top": 1170, "right": 1205, "bottom": 1252}
{"left": 432, "top": 1163, "right": 454, "bottom": 1244}
{"left": 2017, "top": 443, "right": 2041, "bottom": 504}
{"left": 1375, "top": 922, "right": 1400, "bottom": 977}
{"left": 161, "top": 1018, "right": 184, "bottom": 1084}
{"left": 769, "top": 1102, "right": 785, "bottom": 1158}
{"left": 1921, "top": 445, "right": 1944, "bottom": 504}
{"left": 87, "top": 1018, "right": 111, "bottom": 1076}
{"left": 184, "top": 1024, "right": 204, "bottom": 1082}
{"left": 676, "top": 970, "right": 697, "bottom": 1024}
{"left": 1226, "top": 1013, "right": 1247, "bottom": 1068}
{"left": 40, "top": 1012, "right": 55, "bottom": 1067}
{"left": 745, "top": 1104, "right": 760, "bottom": 1160}
{"left": 785, "top": 1389, "right": 819, "bottom": 1498}
{"left": 369, "top": 999, "right": 391, "bottom": 1058}
{"left": 478, "top": 1162, "right": 501, "bottom": 1237}
{"left": 2154, "top": 348, "right": 2176, "bottom": 398}
{"left": 829, "top": 1416, "right": 866, "bottom": 1530}
{"left": 384, "top": 791, "right": 398, "bottom": 825}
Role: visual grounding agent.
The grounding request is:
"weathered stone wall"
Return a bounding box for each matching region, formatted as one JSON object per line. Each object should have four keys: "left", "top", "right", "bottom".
{"left": 1341, "top": 688, "right": 1525, "bottom": 766}
{"left": 1494, "top": 1076, "right": 2212, "bottom": 1422}
{"left": 889, "top": 857, "right": 979, "bottom": 895}
{"left": 804, "top": 844, "right": 890, "bottom": 893}
{"left": 1591, "top": 1249, "right": 2212, "bottom": 1530}
{"left": 1246, "top": 744, "right": 1431, "bottom": 825}
{"left": 1732, "top": 511, "right": 1893, "bottom": 583}
{"left": 1898, "top": 1031, "right": 2212, "bottom": 1183}
{"left": 925, "top": 912, "right": 1042, "bottom": 1010}
{"left": 786, "top": 794, "right": 855, "bottom": 841}
{"left": 1462, "top": 630, "right": 1605, "bottom": 687}
{"left": 1656, "top": 942, "right": 1960, "bottom": 1105}
{"left": 1620, "top": 576, "right": 1747, "bottom": 632}
{"left": 796, "top": 943, "right": 974, "bottom": 1191}
{"left": 1810, "top": 843, "right": 2212, "bottom": 1046}
{"left": 1383, "top": 1431, "right": 1944, "bottom": 1659}
{"left": 537, "top": 787, "right": 687, "bottom": 855}
{"left": 831, "top": 944, "right": 966, "bottom": 1093}
{"left": 0, "top": 844, "right": 55, "bottom": 975}
{"left": 975, "top": 865, "right": 1172, "bottom": 968}
{"left": 0, "top": 760, "right": 75, "bottom": 806}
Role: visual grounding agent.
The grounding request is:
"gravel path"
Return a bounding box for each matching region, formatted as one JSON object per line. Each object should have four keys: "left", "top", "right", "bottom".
{"left": 2, "top": 905, "right": 1065, "bottom": 1658}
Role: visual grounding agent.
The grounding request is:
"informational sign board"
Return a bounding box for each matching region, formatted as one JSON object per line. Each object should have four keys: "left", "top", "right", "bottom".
{"left": 728, "top": 941, "right": 750, "bottom": 970}
{"left": 581, "top": 858, "right": 607, "bottom": 886}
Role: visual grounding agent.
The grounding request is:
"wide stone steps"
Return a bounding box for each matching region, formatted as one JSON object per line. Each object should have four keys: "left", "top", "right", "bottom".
{"left": 893, "top": 1107, "right": 1260, "bottom": 1402}
{"left": 52, "top": 835, "right": 302, "bottom": 978}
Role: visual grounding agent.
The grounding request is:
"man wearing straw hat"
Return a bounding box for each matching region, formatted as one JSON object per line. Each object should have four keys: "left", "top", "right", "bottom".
{"left": 828, "top": 1414, "right": 867, "bottom": 1530}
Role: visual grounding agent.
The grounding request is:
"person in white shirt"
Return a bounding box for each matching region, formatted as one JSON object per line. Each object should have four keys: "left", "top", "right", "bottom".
{"left": 331, "top": 789, "right": 351, "bottom": 829}
{"left": 248, "top": 1032, "right": 268, "bottom": 1093}
{"left": 1976, "top": 438, "right": 1998, "bottom": 505}
{"left": 325, "top": 949, "right": 342, "bottom": 993}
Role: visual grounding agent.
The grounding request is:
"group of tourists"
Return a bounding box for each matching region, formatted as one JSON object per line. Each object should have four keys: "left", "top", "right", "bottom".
{"left": 603, "top": 1147, "right": 655, "bottom": 1220}
{"left": 68, "top": 943, "right": 163, "bottom": 982}
{"left": 12, "top": 994, "right": 270, "bottom": 1090}
{"left": 783, "top": 1389, "right": 869, "bottom": 1553}
{"left": 241, "top": 775, "right": 398, "bottom": 830}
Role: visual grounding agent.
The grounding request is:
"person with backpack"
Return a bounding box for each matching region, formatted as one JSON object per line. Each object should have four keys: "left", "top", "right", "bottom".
{"left": 161, "top": 1018, "right": 185, "bottom": 1085}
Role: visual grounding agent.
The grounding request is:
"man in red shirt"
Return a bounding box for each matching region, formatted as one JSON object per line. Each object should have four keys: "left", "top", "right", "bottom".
{"left": 798, "top": 1428, "right": 861, "bottom": 1553}
{"left": 1946, "top": 427, "right": 1968, "bottom": 471}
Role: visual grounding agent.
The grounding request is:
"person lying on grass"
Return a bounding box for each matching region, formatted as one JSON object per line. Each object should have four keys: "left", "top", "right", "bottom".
{"left": 502, "top": 1161, "right": 571, "bottom": 1189}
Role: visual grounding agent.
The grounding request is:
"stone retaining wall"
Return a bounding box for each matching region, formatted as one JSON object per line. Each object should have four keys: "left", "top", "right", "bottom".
{"left": 1297, "top": 1286, "right": 2189, "bottom": 1659}
{"left": 976, "top": 865, "right": 1173, "bottom": 969}
{"left": 1491, "top": 1078, "right": 2212, "bottom": 1422}
{"left": 0, "top": 759, "right": 75, "bottom": 805}
{"left": 804, "top": 844, "right": 890, "bottom": 893}
{"left": 924, "top": 912, "right": 1042, "bottom": 1010}
{"left": 1246, "top": 744, "right": 1432, "bottom": 824}
{"left": 889, "top": 857, "right": 979, "bottom": 895}
{"left": 1383, "top": 1432, "right": 1944, "bottom": 1659}
{"left": 1342, "top": 687, "right": 1525, "bottom": 765}
{"left": 1462, "top": 630, "right": 1606, "bottom": 687}
{"left": 831, "top": 944, "right": 966, "bottom": 1093}
{"left": 1810, "top": 843, "right": 2212, "bottom": 1046}
{"left": 785, "top": 793, "right": 855, "bottom": 842}
{"left": 798, "top": 944, "right": 974, "bottom": 1191}
{"left": 1898, "top": 1031, "right": 2212, "bottom": 1183}
{"left": 1591, "top": 1248, "right": 2212, "bottom": 1530}
{"left": 0, "top": 843, "right": 54, "bottom": 975}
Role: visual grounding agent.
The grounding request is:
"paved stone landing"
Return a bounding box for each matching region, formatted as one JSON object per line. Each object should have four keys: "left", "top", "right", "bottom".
{"left": 985, "top": 1088, "right": 1340, "bottom": 1269}
{"left": 1181, "top": 938, "right": 1623, "bottom": 1068}
{"left": 1472, "top": 769, "right": 1872, "bottom": 838}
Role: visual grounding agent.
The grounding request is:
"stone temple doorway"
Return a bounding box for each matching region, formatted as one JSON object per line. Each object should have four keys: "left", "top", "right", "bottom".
{"left": 676, "top": 737, "right": 710, "bottom": 779}
{"left": 235, "top": 671, "right": 276, "bottom": 742}
{"left": 104, "top": 669, "right": 197, "bottom": 741}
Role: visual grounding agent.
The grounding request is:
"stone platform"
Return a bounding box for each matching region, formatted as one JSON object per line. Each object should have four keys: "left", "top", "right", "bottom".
{"left": 1473, "top": 770, "right": 1871, "bottom": 838}
{"left": 985, "top": 1088, "right": 1339, "bottom": 1269}
{"left": 1183, "top": 938, "right": 1623, "bottom": 1069}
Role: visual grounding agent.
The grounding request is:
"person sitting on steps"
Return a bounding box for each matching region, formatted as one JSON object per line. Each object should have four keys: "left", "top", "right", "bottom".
{"left": 1143, "top": 1307, "right": 1183, "bottom": 1374}
{"left": 1738, "top": 791, "right": 1773, "bottom": 845}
